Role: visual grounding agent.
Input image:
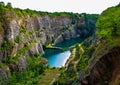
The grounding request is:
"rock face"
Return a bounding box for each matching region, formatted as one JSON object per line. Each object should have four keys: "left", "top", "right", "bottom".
{"left": 0, "top": 6, "right": 97, "bottom": 81}
{"left": 81, "top": 46, "right": 120, "bottom": 85}
{"left": 54, "top": 25, "right": 77, "bottom": 44}
{"left": 0, "top": 13, "right": 95, "bottom": 60}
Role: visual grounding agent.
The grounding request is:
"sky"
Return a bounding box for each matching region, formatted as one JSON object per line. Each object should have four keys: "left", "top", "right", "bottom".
{"left": 1, "top": 0, "right": 120, "bottom": 14}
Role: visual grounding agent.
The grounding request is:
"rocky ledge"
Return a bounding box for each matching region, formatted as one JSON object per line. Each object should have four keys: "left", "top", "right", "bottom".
{"left": 82, "top": 46, "right": 120, "bottom": 85}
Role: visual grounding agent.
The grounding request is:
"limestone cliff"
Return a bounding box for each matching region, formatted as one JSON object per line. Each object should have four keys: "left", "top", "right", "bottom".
{"left": 0, "top": 11, "right": 89, "bottom": 61}
{"left": 0, "top": 3, "right": 97, "bottom": 81}
{"left": 54, "top": 5, "right": 120, "bottom": 85}
{"left": 75, "top": 5, "right": 120, "bottom": 85}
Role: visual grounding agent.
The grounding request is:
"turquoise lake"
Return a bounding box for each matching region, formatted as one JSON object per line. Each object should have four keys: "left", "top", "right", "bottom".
{"left": 44, "top": 50, "right": 71, "bottom": 67}
{"left": 44, "top": 38, "right": 83, "bottom": 67}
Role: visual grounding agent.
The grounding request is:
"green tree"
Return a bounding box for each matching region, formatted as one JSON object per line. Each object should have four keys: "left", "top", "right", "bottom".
{"left": 0, "top": 1, "right": 5, "bottom": 6}
{"left": 96, "top": 6, "right": 120, "bottom": 37}
{"left": 6, "top": 2, "right": 12, "bottom": 8}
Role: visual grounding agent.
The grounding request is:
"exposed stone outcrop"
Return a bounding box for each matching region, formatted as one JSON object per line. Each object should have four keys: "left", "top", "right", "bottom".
{"left": 0, "top": 12, "right": 96, "bottom": 61}
{"left": 81, "top": 47, "right": 120, "bottom": 85}
{"left": 0, "top": 6, "right": 97, "bottom": 82}
{"left": 54, "top": 25, "right": 78, "bottom": 44}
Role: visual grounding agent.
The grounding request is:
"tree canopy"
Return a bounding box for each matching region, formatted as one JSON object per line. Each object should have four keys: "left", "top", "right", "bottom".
{"left": 96, "top": 5, "right": 120, "bottom": 37}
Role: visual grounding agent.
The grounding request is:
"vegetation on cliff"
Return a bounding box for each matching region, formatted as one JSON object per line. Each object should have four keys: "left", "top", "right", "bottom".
{"left": 1, "top": 1, "right": 119, "bottom": 85}
{"left": 79, "top": 4, "right": 120, "bottom": 85}
{"left": 0, "top": 1, "right": 99, "bottom": 85}
{"left": 54, "top": 4, "right": 120, "bottom": 85}
{"left": 96, "top": 5, "right": 120, "bottom": 47}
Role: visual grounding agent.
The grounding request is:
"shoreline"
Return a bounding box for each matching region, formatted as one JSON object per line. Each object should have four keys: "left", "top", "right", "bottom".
{"left": 65, "top": 48, "right": 76, "bottom": 68}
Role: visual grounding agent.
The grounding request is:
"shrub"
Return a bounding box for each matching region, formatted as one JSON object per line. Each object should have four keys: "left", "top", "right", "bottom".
{"left": 14, "top": 36, "right": 21, "bottom": 43}
{"left": 1, "top": 39, "right": 10, "bottom": 51}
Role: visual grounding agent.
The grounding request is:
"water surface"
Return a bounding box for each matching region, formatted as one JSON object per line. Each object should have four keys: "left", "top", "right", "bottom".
{"left": 44, "top": 38, "right": 83, "bottom": 67}
{"left": 55, "top": 38, "right": 83, "bottom": 48}
{"left": 44, "top": 50, "right": 71, "bottom": 67}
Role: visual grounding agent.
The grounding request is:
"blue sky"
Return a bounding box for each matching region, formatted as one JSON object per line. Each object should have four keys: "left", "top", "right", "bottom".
{"left": 1, "top": 0, "right": 120, "bottom": 14}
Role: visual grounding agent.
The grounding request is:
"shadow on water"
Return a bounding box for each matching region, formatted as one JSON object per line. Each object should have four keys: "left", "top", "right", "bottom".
{"left": 43, "top": 48, "right": 63, "bottom": 58}
{"left": 55, "top": 38, "right": 84, "bottom": 48}
{"left": 43, "top": 37, "right": 84, "bottom": 67}
{"left": 44, "top": 38, "right": 84, "bottom": 57}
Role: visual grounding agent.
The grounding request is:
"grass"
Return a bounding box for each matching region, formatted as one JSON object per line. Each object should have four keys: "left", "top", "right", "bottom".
{"left": 38, "top": 68, "right": 60, "bottom": 85}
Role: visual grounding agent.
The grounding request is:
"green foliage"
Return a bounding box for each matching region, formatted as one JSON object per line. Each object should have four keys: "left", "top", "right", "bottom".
{"left": 0, "top": 1, "right": 5, "bottom": 6}
{"left": 69, "top": 66, "right": 77, "bottom": 78}
{"left": 20, "top": 26, "right": 26, "bottom": 33}
{"left": 0, "top": 2, "right": 83, "bottom": 21}
{"left": 0, "top": 62, "right": 4, "bottom": 68}
{"left": 4, "top": 46, "right": 27, "bottom": 63}
{"left": 1, "top": 39, "right": 10, "bottom": 51}
{"left": 86, "top": 14, "right": 99, "bottom": 20}
{"left": 74, "top": 44, "right": 81, "bottom": 60}
{"left": 14, "top": 8, "right": 23, "bottom": 17}
{"left": 6, "top": 56, "right": 46, "bottom": 85}
{"left": 27, "top": 56, "right": 45, "bottom": 75}
{"left": 25, "top": 31, "right": 34, "bottom": 37}
{"left": 5, "top": 55, "right": 18, "bottom": 63}
{"left": 54, "top": 71, "right": 73, "bottom": 85}
{"left": 18, "top": 47, "right": 26, "bottom": 55}
{"left": 96, "top": 6, "right": 120, "bottom": 37}
{"left": 37, "top": 33, "right": 41, "bottom": 38}
{"left": 77, "top": 55, "right": 88, "bottom": 71}
{"left": 14, "top": 35, "right": 21, "bottom": 43}
{"left": 96, "top": 5, "right": 120, "bottom": 47}
{"left": 44, "top": 40, "right": 52, "bottom": 47}
{"left": 34, "top": 52, "right": 41, "bottom": 58}
{"left": 6, "top": 2, "right": 12, "bottom": 8}
{"left": 42, "top": 26, "right": 46, "bottom": 29}
{"left": 81, "top": 13, "right": 99, "bottom": 22}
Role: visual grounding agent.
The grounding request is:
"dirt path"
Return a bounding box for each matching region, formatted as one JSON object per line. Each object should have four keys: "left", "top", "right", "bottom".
{"left": 73, "top": 44, "right": 84, "bottom": 74}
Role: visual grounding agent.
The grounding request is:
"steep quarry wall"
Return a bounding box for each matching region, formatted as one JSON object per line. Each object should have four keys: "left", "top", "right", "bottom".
{"left": 81, "top": 46, "right": 120, "bottom": 85}
{"left": 1, "top": 15, "right": 88, "bottom": 57}
{"left": 0, "top": 6, "right": 97, "bottom": 80}
{"left": 0, "top": 11, "right": 97, "bottom": 61}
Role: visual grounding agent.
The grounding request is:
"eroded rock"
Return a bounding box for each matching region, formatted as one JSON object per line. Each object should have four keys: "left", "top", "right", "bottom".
{"left": 81, "top": 47, "right": 120, "bottom": 85}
